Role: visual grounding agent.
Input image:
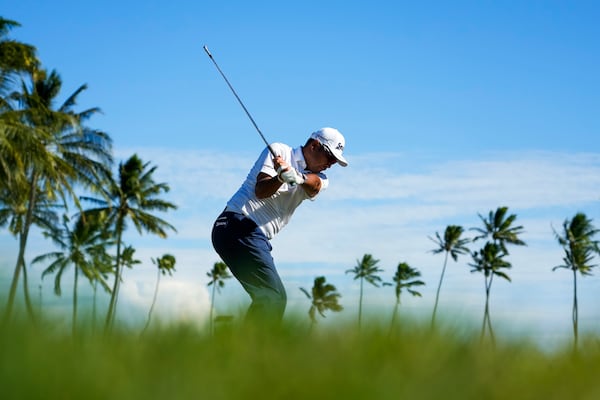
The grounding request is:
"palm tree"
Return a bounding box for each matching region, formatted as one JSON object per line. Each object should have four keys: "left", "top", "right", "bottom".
{"left": 472, "top": 206, "right": 526, "bottom": 254}
{"left": 0, "top": 17, "right": 38, "bottom": 111}
{"left": 0, "top": 17, "right": 38, "bottom": 75}
{"left": 2, "top": 67, "right": 112, "bottom": 322}
{"left": 32, "top": 213, "right": 112, "bottom": 335}
{"left": 346, "top": 254, "right": 387, "bottom": 329}
{"left": 143, "top": 254, "right": 176, "bottom": 333}
{"left": 429, "top": 225, "right": 470, "bottom": 328}
{"left": 469, "top": 242, "right": 511, "bottom": 342}
{"left": 470, "top": 206, "right": 526, "bottom": 341}
{"left": 300, "top": 276, "right": 343, "bottom": 330}
{"left": 82, "top": 154, "right": 176, "bottom": 332}
{"left": 389, "top": 262, "right": 424, "bottom": 333}
{"left": 107, "top": 244, "right": 140, "bottom": 328}
{"left": 553, "top": 212, "right": 600, "bottom": 348}
{"left": 1, "top": 17, "right": 38, "bottom": 187}
{"left": 0, "top": 179, "right": 58, "bottom": 319}
{"left": 207, "top": 261, "right": 231, "bottom": 335}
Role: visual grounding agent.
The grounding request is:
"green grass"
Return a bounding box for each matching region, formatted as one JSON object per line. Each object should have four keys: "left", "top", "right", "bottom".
{"left": 1, "top": 316, "right": 600, "bottom": 400}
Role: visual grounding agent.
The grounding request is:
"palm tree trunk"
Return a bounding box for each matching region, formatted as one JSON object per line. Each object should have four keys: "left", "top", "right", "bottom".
{"left": 143, "top": 268, "right": 161, "bottom": 334}
{"left": 481, "top": 275, "right": 495, "bottom": 343}
{"left": 4, "top": 173, "right": 39, "bottom": 323}
{"left": 481, "top": 275, "right": 490, "bottom": 339}
{"left": 21, "top": 258, "right": 36, "bottom": 322}
{"left": 481, "top": 300, "right": 488, "bottom": 340}
{"left": 486, "top": 306, "right": 495, "bottom": 343}
{"left": 38, "top": 284, "right": 42, "bottom": 313}
{"left": 358, "top": 278, "right": 364, "bottom": 330}
{"left": 73, "top": 266, "right": 79, "bottom": 337}
{"left": 431, "top": 251, "right": 449, "bottom": 329}
{"left": 572, "top": 269, "right": 578, "bottom": 349}
{"left": 92, "top": 279, "right": 97, "bottom": 335}
{"left": 105, "top": 229, "right": 123, "bottom": 333}
{"left": 209, "top": 283, "right": 216, "bottom": 336}
{"left": 389, "top": 300, "right": 399, "bottom": 335}
{"left": 486, "top": 275, "right": 495, "bottom": 343}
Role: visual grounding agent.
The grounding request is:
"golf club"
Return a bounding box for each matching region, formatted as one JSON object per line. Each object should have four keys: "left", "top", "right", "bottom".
{"left": 203, "top": 45, "right": 276, "bottom": 158}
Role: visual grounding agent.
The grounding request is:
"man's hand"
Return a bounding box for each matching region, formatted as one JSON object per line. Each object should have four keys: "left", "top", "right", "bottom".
{"left": 274, "top": 156, "right": 304, "bottom": 185}
{"left": 277, "top": 166, "right": 305, "bottom": 185}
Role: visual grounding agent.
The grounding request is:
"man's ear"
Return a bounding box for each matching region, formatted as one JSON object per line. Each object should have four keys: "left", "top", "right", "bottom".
{"left": 310, "top": 139, "right": 320, "bottom": 150}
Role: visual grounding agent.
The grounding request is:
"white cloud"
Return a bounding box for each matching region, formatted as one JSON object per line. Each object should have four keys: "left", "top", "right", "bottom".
{"left": 331, "top": 151, "right": 600, "bottom": 207}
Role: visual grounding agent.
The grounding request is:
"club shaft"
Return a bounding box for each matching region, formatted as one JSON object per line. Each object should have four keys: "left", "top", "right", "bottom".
{"left": 203, "top": 46, "right": 276, "bottom": 158}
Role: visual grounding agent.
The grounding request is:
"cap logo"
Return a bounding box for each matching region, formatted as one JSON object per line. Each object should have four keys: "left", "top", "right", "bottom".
{"left": 315, "top": 134, "right": 343, "bottom": 151}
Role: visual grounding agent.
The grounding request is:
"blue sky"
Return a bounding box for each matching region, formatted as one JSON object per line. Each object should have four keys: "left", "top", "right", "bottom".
{"left": 2, "top": 1, "right": 600, "bottom": 346}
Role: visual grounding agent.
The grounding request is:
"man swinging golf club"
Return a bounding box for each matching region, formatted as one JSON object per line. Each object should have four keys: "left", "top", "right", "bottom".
{"left": 211, "top": 127, "right": 348, "bottom": 326}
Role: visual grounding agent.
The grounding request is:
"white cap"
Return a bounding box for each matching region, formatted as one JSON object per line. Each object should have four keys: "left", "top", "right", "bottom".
{"left": 310, "top": 127, "right": 348, "bottom": 167}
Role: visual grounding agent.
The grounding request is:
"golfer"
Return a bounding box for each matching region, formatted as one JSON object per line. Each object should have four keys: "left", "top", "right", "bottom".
{"left": 211, "top": 127, "right": 348, "bottom": 325}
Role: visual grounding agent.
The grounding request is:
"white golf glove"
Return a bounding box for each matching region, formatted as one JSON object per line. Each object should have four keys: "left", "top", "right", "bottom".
{"left": 277, "top": 167, "right": 305, "bottom": 185}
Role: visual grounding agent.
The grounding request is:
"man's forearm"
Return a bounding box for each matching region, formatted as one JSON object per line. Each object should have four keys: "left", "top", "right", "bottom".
{"left": 301, "top": 173, "right": 321, "bottom": 197}
{"left": 255, "top": 173, "right": 283, "bottom": 199}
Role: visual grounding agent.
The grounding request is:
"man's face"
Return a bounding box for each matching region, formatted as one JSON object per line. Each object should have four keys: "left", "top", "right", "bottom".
{"left": 305, "top": 140, "right": 337, "bottom": 172}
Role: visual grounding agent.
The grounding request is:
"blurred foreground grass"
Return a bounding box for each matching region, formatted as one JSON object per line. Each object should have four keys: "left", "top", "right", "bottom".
{"left": 1, "top": 315, "right": 600, "bottom": 400}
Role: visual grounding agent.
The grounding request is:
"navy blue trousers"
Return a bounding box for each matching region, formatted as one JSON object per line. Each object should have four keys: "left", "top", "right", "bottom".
{"left": 211, "top": 211, "right": 287, "bottom": 324}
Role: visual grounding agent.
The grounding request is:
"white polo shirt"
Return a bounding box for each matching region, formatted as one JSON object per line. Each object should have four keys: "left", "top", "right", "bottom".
{"left": 225, "top": 142, "right": 329, "bottom": 239}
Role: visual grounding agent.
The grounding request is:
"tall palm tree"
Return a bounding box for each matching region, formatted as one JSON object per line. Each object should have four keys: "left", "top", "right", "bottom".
{"left": 469, "top": 242, "right": 511, "bottom": 342}
{"left": 2, "top": 67, "right": 112, "bottom": 322}
{"left": 470, "top": 206, "right": 526, "bottom": 342}
{"left": 2, "top": 18, "right": 41, "bottom": 254}
{"left": 553, "top": 212, "right": 599, "bottom": 348}
{"left": 346, "top": 254, "right": 387, "bottom": 329}
{"left": 300, "top": 276, "right": 343, "bottom": 330}
{"left": 207, "top": 261, "right": 231, "bottom": 335}
{"left": 389, "top": 262, "right": 424, "bottom": 334}
{"left": 32, "top": 213, "right": 112, "bottom": 335}
{"left": 82, "top": 154, "right": 176, "bottom": 332}
{"left": 429, "top": 225, "right": 470, "bottom": 328}
{"left": 143, "top": 253, "right": 176, "bottom": 333}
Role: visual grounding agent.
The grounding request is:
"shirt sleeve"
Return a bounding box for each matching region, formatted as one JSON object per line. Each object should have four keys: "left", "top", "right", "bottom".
{"left": 303, "top": 172, "right": 328, "bottom": 201}
{"left": 259, "top": 143, "right": 291, "bottom": 177}
{"left": 317, "top": 173, "right": 329, "bottom": 191}
{"left": 258, "top": 147, "right": 277, "bottom": 177}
